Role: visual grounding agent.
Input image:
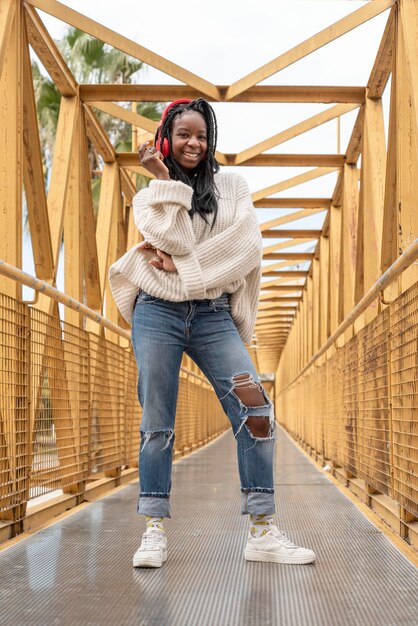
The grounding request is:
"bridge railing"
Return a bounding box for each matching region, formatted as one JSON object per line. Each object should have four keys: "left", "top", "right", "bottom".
{"left": 276, "top": 239, "right": 418, "bottom": 548}
{"left": 0, "top": 265, "right": 228, "bottom": 541}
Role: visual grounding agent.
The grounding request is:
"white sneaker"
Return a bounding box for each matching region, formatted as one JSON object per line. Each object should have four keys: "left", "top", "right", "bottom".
{"left": 133, "top": 529, "right": 168, "bottom": 568}
{"left": 244, "top": 525, "right": 316, "bottom": 565}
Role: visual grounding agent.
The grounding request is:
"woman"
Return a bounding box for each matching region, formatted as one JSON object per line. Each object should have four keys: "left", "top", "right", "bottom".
{"left": 109, "top": 98, "right": 315, "bottom": 568}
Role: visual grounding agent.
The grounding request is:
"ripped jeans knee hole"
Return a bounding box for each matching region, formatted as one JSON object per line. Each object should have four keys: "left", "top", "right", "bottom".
{"left": 140, "top": 429, "right": 174, "bottom": 452}
{"left": 221, "top": 373, "right": 275, "bottom": 441}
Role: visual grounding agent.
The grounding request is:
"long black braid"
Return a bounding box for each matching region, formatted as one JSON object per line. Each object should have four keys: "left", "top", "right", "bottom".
{"left": 157, "top": 98, "right": 220, "bottom": 227}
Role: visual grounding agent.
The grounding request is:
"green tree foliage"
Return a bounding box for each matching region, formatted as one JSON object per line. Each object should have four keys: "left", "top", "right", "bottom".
{"left": 31, "top": 27, "right": 161, "bottom": 212}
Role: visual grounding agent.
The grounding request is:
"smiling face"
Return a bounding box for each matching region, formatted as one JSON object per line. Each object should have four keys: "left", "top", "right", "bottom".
{"left": 170, "top": 111, "right": 208, "bottom": 172}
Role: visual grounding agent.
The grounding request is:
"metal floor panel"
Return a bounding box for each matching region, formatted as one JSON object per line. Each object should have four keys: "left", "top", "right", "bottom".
{"left": 1, "top": 427, "right": 418, "bottom": 626}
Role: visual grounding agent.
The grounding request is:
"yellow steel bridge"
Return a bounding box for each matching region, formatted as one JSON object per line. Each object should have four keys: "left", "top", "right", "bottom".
{"left": 1, "top": 1, "right": 418, "bottom": 623}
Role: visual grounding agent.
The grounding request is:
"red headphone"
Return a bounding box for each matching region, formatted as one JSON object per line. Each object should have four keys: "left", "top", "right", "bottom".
{"left": 155, "top": 99, "right": 192, "bottom": 157}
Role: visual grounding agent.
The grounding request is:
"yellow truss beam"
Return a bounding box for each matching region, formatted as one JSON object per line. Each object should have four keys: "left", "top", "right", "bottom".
{"left": 254, "top": 198, "right": 330, "bottom": 209}
{"left": 400, "top": 0, "right": 418, "bottom": 152}
{"left": 83, "top": 104, "right": 116, "bottom": 163}
{"left": 263, "top": 252, "right": 314, "bottom": 261}
{"left": 367, "top": 5, "right": 395, "bottom": 99}
{"left": 262, "top": 260, "right": 309, "bottom": 274}
{"left": 25, "top": 0, "right": 220, "bottom": 100}
{"left": 24, "top": 4, "right": 77, "bottom": 96}
{"left": 224, "top": 154, "right": 344, "bottom": 167}
{"left": 252, "top": 167, "right": 339, "bottom": 203}
{"left": 235, "top": 103, "right": 358, "bottom": 165}
{"left": 263, "top": 238, "right": 316, "bottom": 255}
{"left": 88, "top": 101, "right": 158, "bottom": 134}
{"left": 0, "top": 0, "right": 22, "bottom": 299}
{"left": 47, "top": 97, "right": 78, "bottom": 280}
{"left": 79, "top": 84, "right": 366, "bottom": 104}
{"left": 261, "top": 277, "right": 305, "bottom": 290}
{"left": 22, "top": 16, "right": 54, "bottom": 279}
{"left": 260, "top": 209, "right": 326, "bottom": 232}
{"left": 226, "top": 0, "right": 395, "bottom": 100}
{"left": 262, "top": 229, "right": 321, "bottom": 239}
{"left": 0, "top": 0, "right": 15, "bottom": 78}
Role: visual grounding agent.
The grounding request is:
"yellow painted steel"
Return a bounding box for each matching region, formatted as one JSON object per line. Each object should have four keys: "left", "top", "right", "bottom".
{"left": 1, "top": 0, "right": 418, "bottom": 552}
{"left": 276, "top": 267, "right": 418, "bottom": 534}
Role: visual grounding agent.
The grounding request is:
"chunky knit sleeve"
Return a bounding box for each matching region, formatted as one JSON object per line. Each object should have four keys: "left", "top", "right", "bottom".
{"left": 172, "top": 175, "right": 262, "bottom": 300}
{"left": 133, "top": 179, "right": 196, "bottom": 255}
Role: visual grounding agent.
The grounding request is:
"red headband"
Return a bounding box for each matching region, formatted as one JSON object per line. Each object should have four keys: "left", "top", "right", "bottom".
{"left": 158, "top": 99, "right": 192, "bottom": 126}
{"left": 155, "top": 99, "right": 192, "bottom": 157}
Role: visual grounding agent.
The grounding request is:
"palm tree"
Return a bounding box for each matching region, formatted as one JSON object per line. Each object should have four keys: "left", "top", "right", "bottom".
{"left": 31, "top": 61, "right": 61, "bottom": 178}
{"left": 32, "top": 27, "right": 162, "bottom": 210}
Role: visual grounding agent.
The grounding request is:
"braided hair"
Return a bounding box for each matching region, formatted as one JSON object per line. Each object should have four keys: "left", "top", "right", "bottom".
{"left": 157, "top": 98, "right": 220, "bottom": 226}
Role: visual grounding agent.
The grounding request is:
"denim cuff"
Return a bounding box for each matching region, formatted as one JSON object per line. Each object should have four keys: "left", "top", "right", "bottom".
{"left": 137, "top": 496, "right": 171, "bottom": 518}
{"left": 241, "top": 491, "right": 275, "bottom": 515}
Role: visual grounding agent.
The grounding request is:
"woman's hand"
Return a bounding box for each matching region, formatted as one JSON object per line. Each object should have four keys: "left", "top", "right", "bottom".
{"left": 138, "top": 142, "right": 170, "bottom": 180}
{"left": 137, "top": 241, "right": 177, "bottom": 273}
{"left": 149, "top": 249, "right": 177, "bottom": 272}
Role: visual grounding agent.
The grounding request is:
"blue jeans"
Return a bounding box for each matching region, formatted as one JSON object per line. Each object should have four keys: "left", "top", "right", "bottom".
{"left": 131, "top": 292, "right": 276, "bottom": 518}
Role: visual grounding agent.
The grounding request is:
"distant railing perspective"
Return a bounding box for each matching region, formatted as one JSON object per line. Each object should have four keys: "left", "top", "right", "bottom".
{"left": 276, "top": 239, "right": 418, "bottom": 546}
{"left": 0, "top": 266, "right": 228, "bottom": 541}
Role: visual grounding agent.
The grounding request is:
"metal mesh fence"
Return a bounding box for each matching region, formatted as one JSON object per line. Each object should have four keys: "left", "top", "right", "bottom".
{"left": 325, "top": 350, "right": 342, "bottom": 468}
{"left": 340, "top": 334, "right": 359, "bottom": 477}
{"left": 0, "top": 298, "right": 228, "bottom": 532}
{"left": 357, "top": 309, "right": 391, "bottom": 495}
{"left": 0, "top": 294, "right": 29, "bottom": 524}
{"left": 123, "top": 350, "right": 141, "bottom": 468}
{"left": 277, "top": 281, "right": 418, "bottom": 521}
{"left": 89, "top": 334, "right": 125, "bottom": 474}
{"left": 391, "top": 284, "right": 418, "bottom": 518}
{"left": 30, "top": 309, "right": 89, "bottom": 498}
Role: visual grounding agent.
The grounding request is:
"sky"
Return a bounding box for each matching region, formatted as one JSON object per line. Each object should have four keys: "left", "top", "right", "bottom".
{"left": 23, "top": 0, "right": 393, "bottom": 295}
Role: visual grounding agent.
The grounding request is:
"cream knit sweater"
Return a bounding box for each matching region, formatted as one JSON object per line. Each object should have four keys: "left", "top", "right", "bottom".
{"left": 108, "top": 171, "right": 262, "bottom": 344}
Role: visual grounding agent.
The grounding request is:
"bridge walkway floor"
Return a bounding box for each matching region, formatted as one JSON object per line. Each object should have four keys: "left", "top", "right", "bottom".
{"left": 1, "top": 427, "right": 418, "bottom": 626}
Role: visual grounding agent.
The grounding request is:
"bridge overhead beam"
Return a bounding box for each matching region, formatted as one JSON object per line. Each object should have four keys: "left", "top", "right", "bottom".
{"left": 117, "top": 152, "right": 345, "bottom": 168}
{"left": 263, "top": 252, "right": 314, "bottom": 261}
{"left": 261, "top": 229, "right": 321, "bottom": 239}
{"left": 79, "top": 84, "right": 366, "bottom": 104}
{"left": 25, "top": 0, "right": 220, "bottom": 100}
{"left": 262, "top": 271, "right": 308, "bottom": 277}
{"left": 225, "top": 0, "right": 395, "bottom": 99}
{"left": 235, "top": 104, "right": 358, "bottom": 165}
{"left": 260, "top": 211, "right": 326, "bottom": 233}
{"left": 252, "top": 168, "right": 339, "bottom": 204}
{"left": 254, "top": 199, "right": 331, "bottom": 209}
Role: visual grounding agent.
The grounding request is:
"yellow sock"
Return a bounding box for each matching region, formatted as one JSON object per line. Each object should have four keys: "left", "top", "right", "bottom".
{"left": 146, "top": 516, "right": 165, "bottom": 533}
{"left": 250, "top": 514, "right": 274, "bottom": 537}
